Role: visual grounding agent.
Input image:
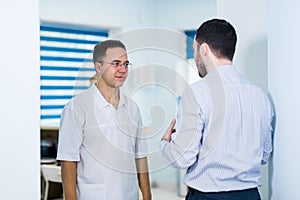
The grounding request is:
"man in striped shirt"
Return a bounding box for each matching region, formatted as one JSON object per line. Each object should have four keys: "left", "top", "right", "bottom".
{"left": 160, "top": 19, "right": 273, "bottom": 200}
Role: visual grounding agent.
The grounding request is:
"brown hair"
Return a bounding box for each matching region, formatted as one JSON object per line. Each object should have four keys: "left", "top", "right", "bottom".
{"left": 92, "top": 40, "right": 126, "bottom": 63}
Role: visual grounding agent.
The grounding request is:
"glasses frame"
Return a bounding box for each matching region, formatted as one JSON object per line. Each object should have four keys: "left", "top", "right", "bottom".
{"left": 97, "top": 60, "right": 132, "bottom": 68}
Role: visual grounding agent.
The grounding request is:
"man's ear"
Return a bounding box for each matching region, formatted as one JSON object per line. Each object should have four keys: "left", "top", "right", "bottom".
{"left": 200, "top": 42, "right": 212, "bottom": 57}
{"left": 95, "top": 62, "right": 101, "bottom": 74}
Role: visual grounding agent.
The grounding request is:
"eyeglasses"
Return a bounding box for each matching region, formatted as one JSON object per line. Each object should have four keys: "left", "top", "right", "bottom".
{"left": 98, "top": 61, "right": 132, "bottom": 68}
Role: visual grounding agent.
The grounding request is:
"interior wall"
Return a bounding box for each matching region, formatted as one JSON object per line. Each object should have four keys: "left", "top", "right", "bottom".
{"left": 268, "top": 0, "right": 300, "bottom": 199}
{"left": 0, "top": 0, "right": 40, "bottom": 199}
{"left": 217, "top": 0, "right": 268, "bottom": 91}
{"left": 39, "top": 0, "right": 153, "bottom": 31}
{"left": 150, "top": 0, "right": 217, "bottom": 30}
{"left": 111, "top": 27, "right": 190, "bottom": 185}
{"left": 39, "top": 0, "right": 216, "bottom": 32}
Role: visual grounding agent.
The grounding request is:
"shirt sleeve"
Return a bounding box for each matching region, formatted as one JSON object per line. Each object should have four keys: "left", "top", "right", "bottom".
{"left": 160, "top": 86, "right": 204, "bottom": 169}
{"left": 135, "top": 120, "right": 148, "bottom": 159}
{"left": 261, "top": 98, "right": 274, "bottom": 164}
{"left": 130, "top": 101, "right": 148, "bottom": 159}
{"left": 56, "top": 100, "right": 84, "bottom": 162}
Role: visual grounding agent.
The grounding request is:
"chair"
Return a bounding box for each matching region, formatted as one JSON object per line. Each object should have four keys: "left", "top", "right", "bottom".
{"left": 41, "top": 164, "right": 63, "bottom": 200}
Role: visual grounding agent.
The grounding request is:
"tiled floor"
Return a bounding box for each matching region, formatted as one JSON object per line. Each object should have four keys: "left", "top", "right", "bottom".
{"left": 151, "top": 187, "right": 185, "bottom": 200}
{"left": 45, "top": 184, "right": 186, "bottom": 200}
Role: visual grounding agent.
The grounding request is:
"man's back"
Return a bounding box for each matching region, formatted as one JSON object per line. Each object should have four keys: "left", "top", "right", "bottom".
{"left": 161, "top": 18, "right": 271, "bottom": 200}
{"left": 185, "top": 65, "right": 273, "bottom": 192}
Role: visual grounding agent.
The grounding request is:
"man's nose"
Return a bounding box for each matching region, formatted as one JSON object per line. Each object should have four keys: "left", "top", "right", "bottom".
{"left": 117, "top": 64, "right": 127, "bottom": 72}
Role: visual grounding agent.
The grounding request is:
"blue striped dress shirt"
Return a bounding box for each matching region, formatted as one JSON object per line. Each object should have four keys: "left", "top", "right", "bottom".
{"left": 160, "top": 65, "right": 273, "bottom": 192}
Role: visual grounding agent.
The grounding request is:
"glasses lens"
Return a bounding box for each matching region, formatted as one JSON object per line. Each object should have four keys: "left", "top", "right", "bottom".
{"left": 110, "top": 62, "right": 119, "bottom": 67}
{"left": 106, "top": 61, "right": 132, "bottom": 68}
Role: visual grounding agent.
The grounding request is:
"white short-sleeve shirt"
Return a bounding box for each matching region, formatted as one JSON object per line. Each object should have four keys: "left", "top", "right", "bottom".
{"left": 57, "top": 84, "right": 147, "bottom": 200}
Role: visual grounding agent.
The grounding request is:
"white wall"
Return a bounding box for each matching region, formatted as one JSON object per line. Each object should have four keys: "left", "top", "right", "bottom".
{"left": 216, "top": 0, "right": 269, "bottom": 199}
{"left": 150, "top": 0, "right": 216, "bottom": 30}
{"left": 111, "top": 27, "right": 191, "bottom": 185}
{"left": 0, "top": 0, "right": 40, "bottom": 199}
{"left": 268, "top": 1, "right": 300, "bottom": 199}
{"left": 40, "top": 0, "right": 153, "bottom": 32}
{"left": 40, "top": 0, "right": 216, "bottom": 32}
{"left": 217, "top": 0, "right": 268, "bottom": 91}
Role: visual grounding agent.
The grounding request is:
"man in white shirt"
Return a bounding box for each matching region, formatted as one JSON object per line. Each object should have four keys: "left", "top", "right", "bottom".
{"left": 160, "top": 19, "right": 273, "bottom": 200}
{"left": 57, "top": 40, "right": 151, "bottom": 200}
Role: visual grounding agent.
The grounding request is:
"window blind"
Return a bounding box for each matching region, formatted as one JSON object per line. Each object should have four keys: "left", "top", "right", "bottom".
{"left": 40, "top": 22, "right": 108, "bottom": 127}
{"left": 185, "top": 30, "right": 196, "bottom": 59}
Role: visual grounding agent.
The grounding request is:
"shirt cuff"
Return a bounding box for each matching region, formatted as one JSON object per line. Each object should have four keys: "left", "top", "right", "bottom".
{"left": 135, "top": 152, "right": 148, "bottom": 159}
{"left": 56, "top": 153, "right": 80, "bottom": 162}
{"left": 160, "top": 139, "right": 169, "bottom": 152}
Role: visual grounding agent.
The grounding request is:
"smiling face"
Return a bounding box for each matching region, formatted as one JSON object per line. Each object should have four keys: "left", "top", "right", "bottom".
{"left": 95, "top": 47, "right": 129, "bottom": 89}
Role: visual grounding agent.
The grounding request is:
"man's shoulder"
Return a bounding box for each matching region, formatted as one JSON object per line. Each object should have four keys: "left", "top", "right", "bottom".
{"left": 63, "top": 87, "right": 93, "bottom": 110}
{"left": 187, "top": 79, "right": 210, "bottom": 95}
{"left": 191, "top": 79, "right": 207, "bottom": 88}
{"left": 74, "top": 89, "right": 92, "bottom": 99}
{"left": 180, "top": 80, "right": 210, "bottom": 104}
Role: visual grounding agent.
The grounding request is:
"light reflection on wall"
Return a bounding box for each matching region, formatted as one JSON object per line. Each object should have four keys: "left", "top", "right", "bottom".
{"left": 112, "top": 28, "right": 200, "bottom": 183}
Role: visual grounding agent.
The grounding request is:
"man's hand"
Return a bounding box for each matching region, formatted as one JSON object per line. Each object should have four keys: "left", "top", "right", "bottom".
{"left": 161, "top": 119, "right": 176, "bottom": 142}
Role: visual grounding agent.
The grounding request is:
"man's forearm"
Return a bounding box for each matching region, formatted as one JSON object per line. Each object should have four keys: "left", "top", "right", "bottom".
{"left": 136, "top": 157, "right": 151, "bottom": 200}
{"left": 61, "top": 161, "right": 77, "bottom": 200}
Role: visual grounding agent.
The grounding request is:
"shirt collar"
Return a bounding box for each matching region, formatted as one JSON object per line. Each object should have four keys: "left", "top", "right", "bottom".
{"left": 91, "top": 83, "right": 127, "bottom": 109}
{"left": 216, "top": 64, "right": 235, "bottom": 72}
{"left": 118, "top": 92, "right": 128, "bottom": 109}
{"left": 205, "top": 64, "right": 234, "bottom": 77}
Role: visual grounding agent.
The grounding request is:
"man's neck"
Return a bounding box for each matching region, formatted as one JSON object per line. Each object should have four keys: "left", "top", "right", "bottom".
{"left": 96, "top": 81, "right": 120, "bottom": 109}
{"left": 207, "top": 57, "right": 232, "bottom": 72}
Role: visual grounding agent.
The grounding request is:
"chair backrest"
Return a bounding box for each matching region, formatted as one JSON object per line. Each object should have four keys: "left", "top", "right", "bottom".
{"left": 41, "top": 165, "right": 62, "bottom": 183}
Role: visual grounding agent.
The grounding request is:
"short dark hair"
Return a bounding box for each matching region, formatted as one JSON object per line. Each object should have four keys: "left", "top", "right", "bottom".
{"left": 195, "top": 18, "right": 237, "bottom": 60}
{"left": 93, "top": 40, "right": 126, "bottom": 63}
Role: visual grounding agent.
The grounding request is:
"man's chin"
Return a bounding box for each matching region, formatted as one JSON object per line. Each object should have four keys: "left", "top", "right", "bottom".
{"left": 115, "top": 82, "right": 124, "bottom": 88}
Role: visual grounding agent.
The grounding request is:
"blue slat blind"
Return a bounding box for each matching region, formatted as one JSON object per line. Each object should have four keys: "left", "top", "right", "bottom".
{"left": 40, "top": 23, "right": 108, "bottom": 127}
{"left": 185, "top": 30, "right": 196, "bottom": 59}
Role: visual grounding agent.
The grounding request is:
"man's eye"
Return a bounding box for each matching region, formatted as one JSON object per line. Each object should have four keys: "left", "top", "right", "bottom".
{"left": 112, "top": 62, "right": 120, "bottom": 66}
